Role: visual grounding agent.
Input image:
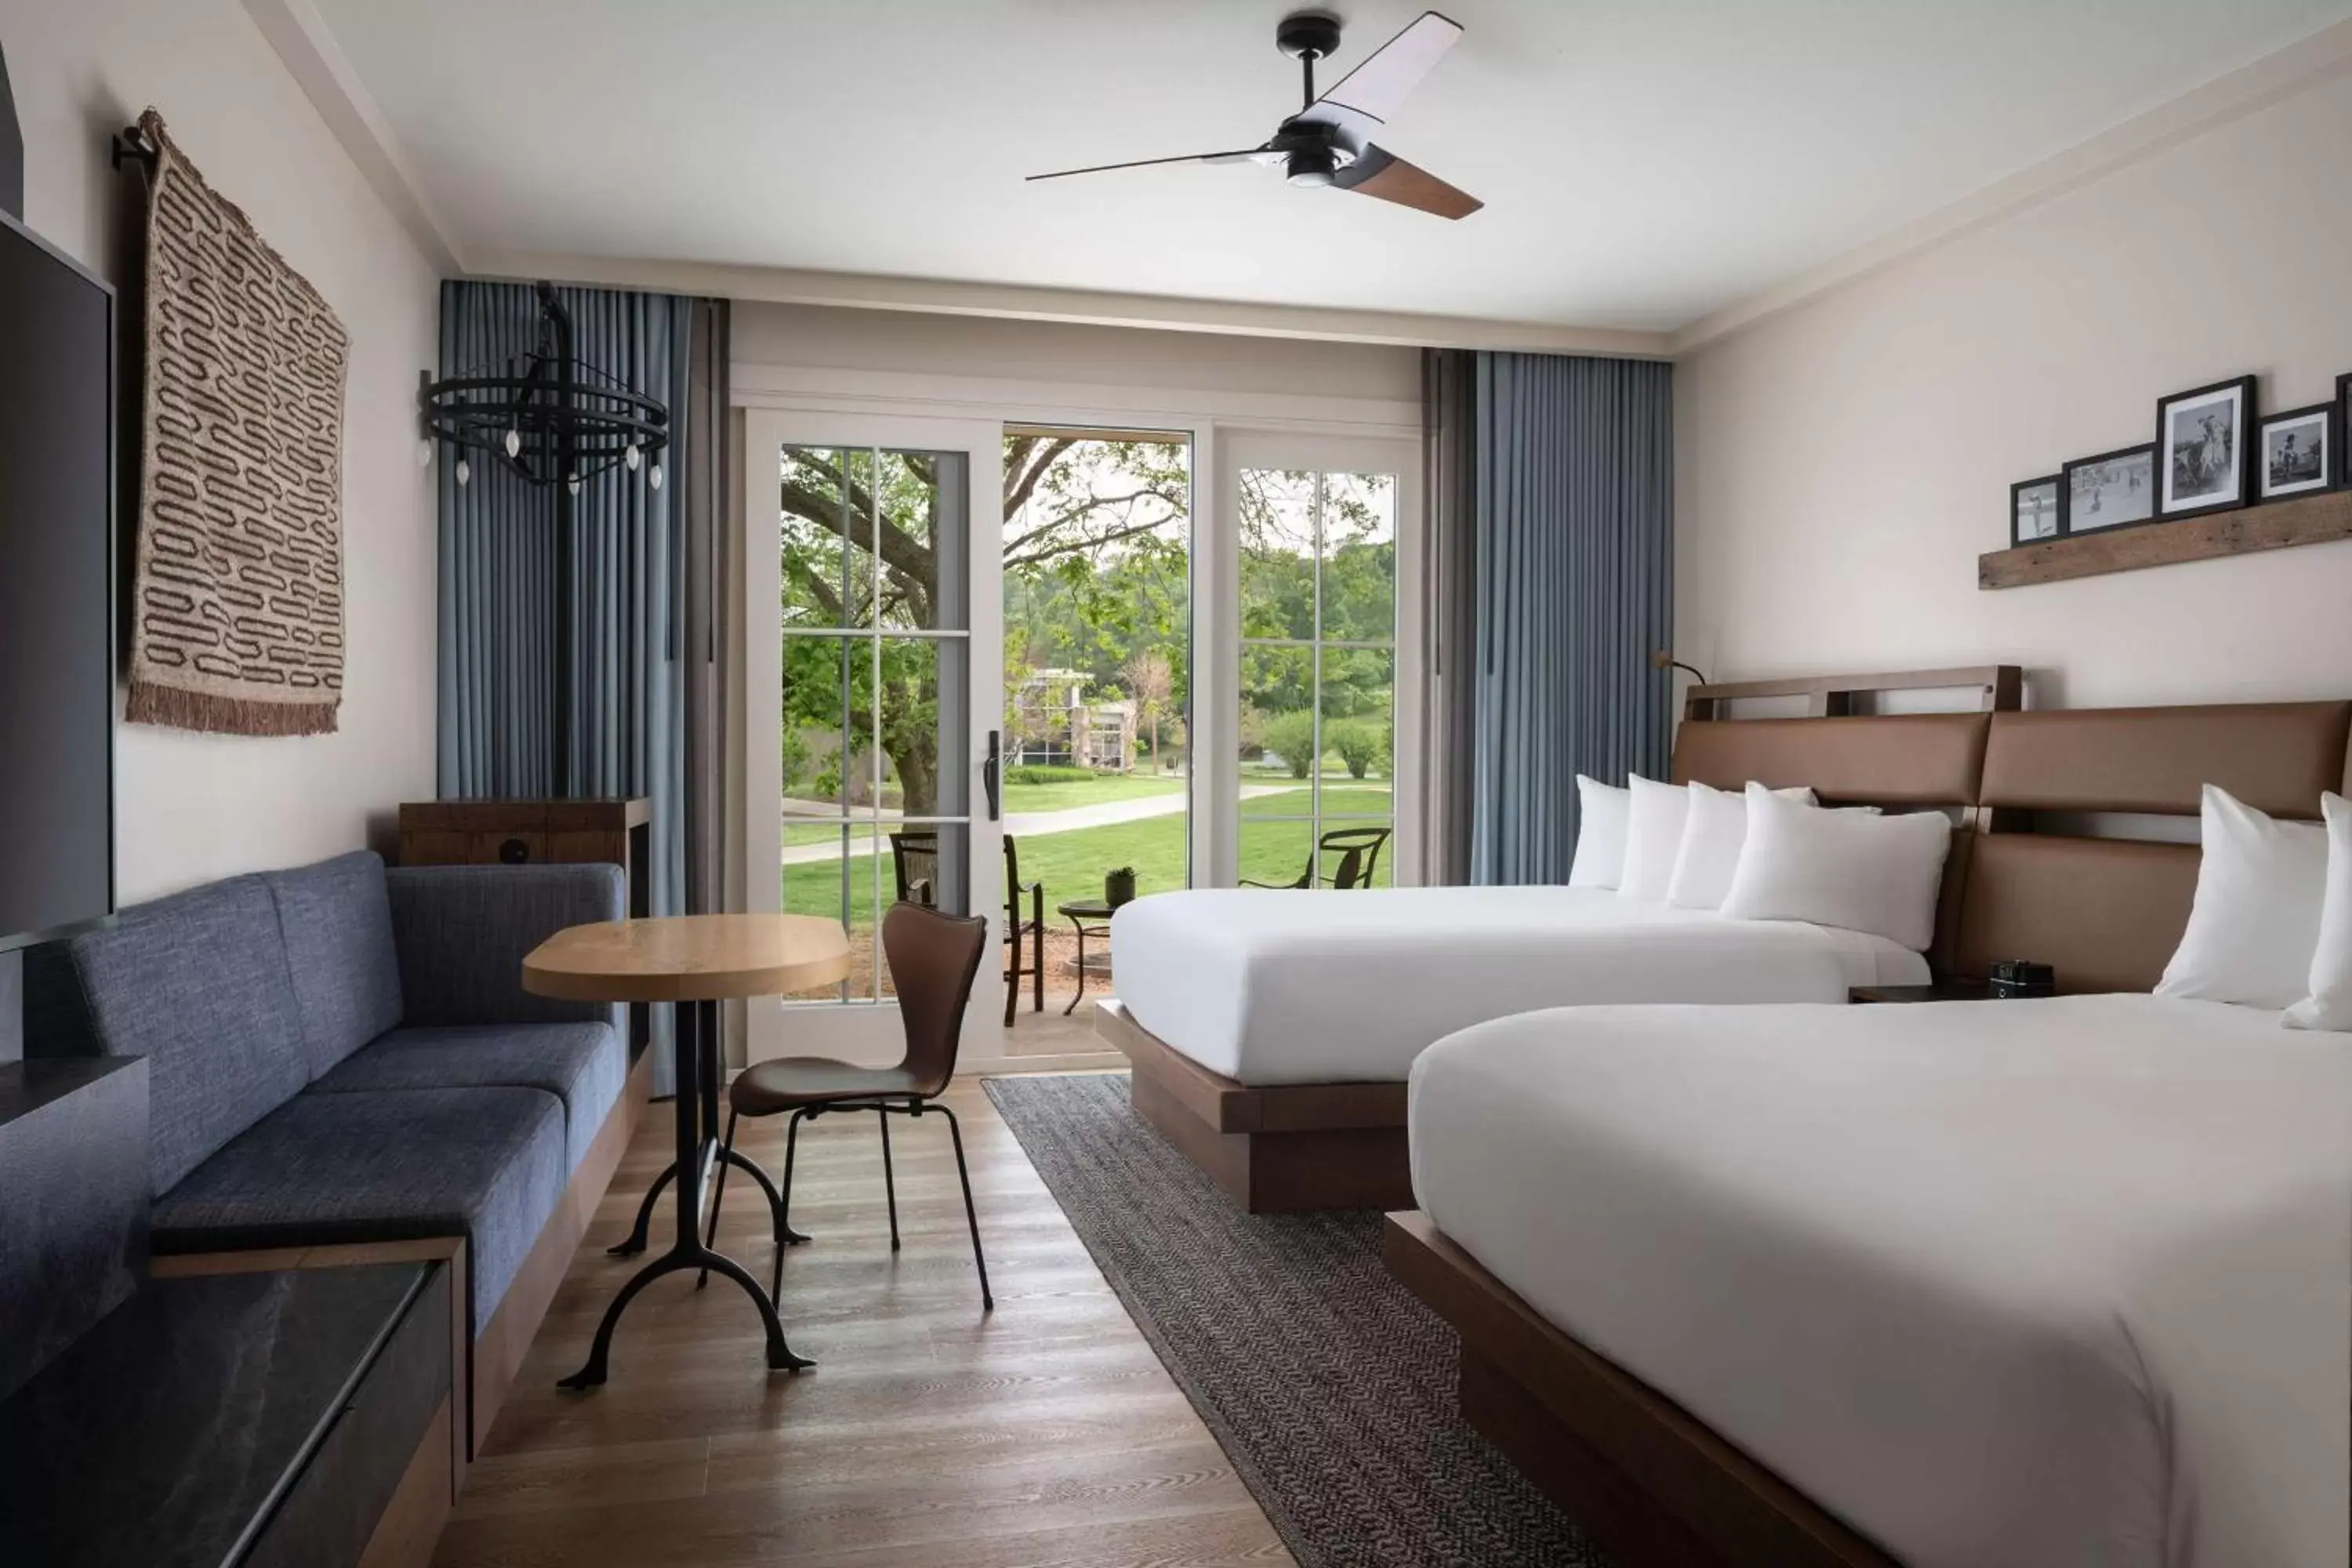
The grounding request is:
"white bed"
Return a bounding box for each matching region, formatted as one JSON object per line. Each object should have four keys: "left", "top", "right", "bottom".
{"left": 1409, "top": 994, "right": 2352, "bottom": 1568}
{"left": 1108, "top": 885, "right": 1928, "bottom": 1084}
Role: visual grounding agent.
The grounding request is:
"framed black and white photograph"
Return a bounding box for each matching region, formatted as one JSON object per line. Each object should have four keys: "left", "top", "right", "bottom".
{"left": 2010, "top": 474, "right": 2062, "bottom": 546}
{"left": 2060, "top": 444, "right": 2155, "bottom": 532}
{"left": 2258, "top": 403, "right": 2332, "bottom": 501}
{"left": 2155, "top": 375, "right": 2256, "bottom": 517}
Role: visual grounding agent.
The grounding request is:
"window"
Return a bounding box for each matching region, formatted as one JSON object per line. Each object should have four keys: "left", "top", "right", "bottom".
{"left": 1236, "top": 469, "right": 1396, "bottom": 889}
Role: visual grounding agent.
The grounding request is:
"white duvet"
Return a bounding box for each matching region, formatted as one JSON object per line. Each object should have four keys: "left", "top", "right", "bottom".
{"left": 1410, "top": 994, "right": 2352, "bottom": 1568}
{"left": 1109, "top": 885, "right": 1926, "bottom": 1084}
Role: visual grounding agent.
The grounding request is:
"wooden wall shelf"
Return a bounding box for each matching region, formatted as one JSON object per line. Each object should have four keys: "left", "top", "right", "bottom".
{"left": 1979, "top": 486, "right": 2352, "bottom": 589}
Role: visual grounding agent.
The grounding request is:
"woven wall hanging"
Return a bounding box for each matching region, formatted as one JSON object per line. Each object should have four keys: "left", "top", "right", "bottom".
{"left": 126, "top": 108, "right": 350, "bottom": 736}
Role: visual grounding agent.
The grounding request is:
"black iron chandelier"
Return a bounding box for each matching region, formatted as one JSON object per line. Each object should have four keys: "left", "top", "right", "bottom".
{"left": 416, "top": 279, "right": 670, "bottom": 495}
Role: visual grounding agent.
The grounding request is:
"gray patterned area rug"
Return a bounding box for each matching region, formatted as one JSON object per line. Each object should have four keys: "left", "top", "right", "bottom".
{"left": 983, "top": 1072, "right": 1608, "bottom": 1568}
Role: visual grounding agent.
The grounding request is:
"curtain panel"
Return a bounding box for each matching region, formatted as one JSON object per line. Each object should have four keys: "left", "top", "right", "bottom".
{"left": 1468, "top": 352, "right": 1674, "bottom": 886}
{"left": 436, "top": 281, "right": 725, "bottom": 1091}
{"left": 1419, "top": 347, "right": 1479, "bottom": 885}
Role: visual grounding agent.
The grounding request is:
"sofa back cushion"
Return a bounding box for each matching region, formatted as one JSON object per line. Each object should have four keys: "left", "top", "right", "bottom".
{"left": 39, "top": 876, "right": 310, "bottom": 1195}
{"left": 386, "top": 862, "right": 624, "bottom": 1027}
{"left": 262, "top": 851, "right": 404, "bottom": 1078}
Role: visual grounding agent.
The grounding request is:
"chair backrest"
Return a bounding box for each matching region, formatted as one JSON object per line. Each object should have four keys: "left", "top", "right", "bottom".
{"left": 1319, "top": 826, "right": 1392, "bottom": 889}
{"left": 890, "top": 830, "right": 939, "bottom": 907}
{"left": 883, "top": 899, "right": 989, "bottom": 1096}
{"left": 1002, "top": 835, "right": 1029, "bottom": 921}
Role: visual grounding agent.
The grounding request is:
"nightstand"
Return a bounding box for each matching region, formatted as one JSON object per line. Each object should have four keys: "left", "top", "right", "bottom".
{"left": 1848, "top": 979, "right": 1994, "bottom": 1004}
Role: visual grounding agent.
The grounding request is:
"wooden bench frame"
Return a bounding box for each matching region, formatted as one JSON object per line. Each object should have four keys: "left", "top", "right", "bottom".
{"left": 155, "top": 1047, "right": 655, "bottom": 1490}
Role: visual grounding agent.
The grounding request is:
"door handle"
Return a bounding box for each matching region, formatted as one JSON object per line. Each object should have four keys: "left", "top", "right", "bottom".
{"left": 983, "top": 730, "right": 1001, "bottom": 822}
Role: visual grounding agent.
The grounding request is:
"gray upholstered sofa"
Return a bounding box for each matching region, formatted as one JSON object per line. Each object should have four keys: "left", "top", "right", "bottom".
{"left": 26, "top": 850, "right": 644, "bottom": 1454}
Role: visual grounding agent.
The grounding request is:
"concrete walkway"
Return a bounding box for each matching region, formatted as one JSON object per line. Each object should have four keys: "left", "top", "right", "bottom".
{"left": 780, "top": 782, "right": 1305, "bottom": 865}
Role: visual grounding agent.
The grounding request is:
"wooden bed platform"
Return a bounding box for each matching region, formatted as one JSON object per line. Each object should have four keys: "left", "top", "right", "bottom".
{"left": 1093, "top": 999, "right": 1412, "bottom": 1212}
{"left": 1385, "top": 1210, "right": 1896, "bottom": 1568}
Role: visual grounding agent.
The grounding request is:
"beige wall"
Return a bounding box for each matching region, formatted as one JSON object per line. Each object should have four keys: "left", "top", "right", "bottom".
{"left": 735, "top": 301, "right": 1421, "bottom": 402}
{"left": 4, "top": 0, "right": 440, "bottom": 900}
{"left": 1675, "top": 68, "right": 2352, "bottom": 711}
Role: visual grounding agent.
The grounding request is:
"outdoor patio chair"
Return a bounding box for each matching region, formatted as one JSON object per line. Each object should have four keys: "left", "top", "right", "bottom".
{"left": 891, "top": 829, "right": 1044, "bottom": 1025}
{"left": 1243, "top": 824, "right": 1392, "bottom": 891}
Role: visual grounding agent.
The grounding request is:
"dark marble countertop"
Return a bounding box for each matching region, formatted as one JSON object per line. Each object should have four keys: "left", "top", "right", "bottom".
{"left": 0, "top": 1263, "right": 430, "bottom": 1568}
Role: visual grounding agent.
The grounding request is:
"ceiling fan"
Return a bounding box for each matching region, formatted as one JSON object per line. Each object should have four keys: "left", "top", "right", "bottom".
{"left": 1026, "top": 9, "right": 1481, "bottom": 220}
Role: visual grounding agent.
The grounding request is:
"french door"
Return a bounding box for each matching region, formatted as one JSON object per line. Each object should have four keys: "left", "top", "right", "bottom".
{"left": 743, "top": 412, "right": 1002, "bottom": 1064}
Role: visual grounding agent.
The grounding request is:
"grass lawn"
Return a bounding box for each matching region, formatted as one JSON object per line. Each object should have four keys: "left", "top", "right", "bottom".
{"left": 1002, "top": 771, "right": 1185, "bottom": 814}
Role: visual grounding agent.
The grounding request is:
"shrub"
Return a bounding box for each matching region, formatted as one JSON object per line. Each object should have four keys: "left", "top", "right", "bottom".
{"left": 1261, "top": 712, "right": 1319, "bottom": 780}
{"left": 1007, "top": 764, "right": 1097, "bottom": 786}
{"left": 1327, "top": 720, "right": 1381, "bottom": 780}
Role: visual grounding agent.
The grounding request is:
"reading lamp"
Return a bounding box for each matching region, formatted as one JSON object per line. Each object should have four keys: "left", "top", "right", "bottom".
{"left": 1650, "top": 649, "right": 1709, "bottom": 687}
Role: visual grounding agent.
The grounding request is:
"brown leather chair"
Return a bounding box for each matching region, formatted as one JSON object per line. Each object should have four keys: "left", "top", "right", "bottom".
{"left": 702, "top": 900, "right": 993, "bottom": 1309}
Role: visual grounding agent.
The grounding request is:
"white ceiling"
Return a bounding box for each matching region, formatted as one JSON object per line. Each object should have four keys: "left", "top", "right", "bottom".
{"left": 309, "top": 0, "right": 2352, "bottom": 333}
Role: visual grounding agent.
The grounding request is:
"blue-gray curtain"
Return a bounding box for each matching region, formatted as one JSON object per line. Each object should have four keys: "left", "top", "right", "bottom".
{"left": 435, "top": 281, "right": 695, "bottom": 1089}
{"left": 1468, "top": 352, "right": 1675, "bottom": 885}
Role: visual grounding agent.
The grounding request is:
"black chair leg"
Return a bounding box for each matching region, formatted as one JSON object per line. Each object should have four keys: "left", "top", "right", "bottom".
{"left": 877, "top": 1107, "right": 901, "bottom": 1252}
{"left": 775, "top": 1108, "right": 811, "bottom": 1303}
{"left": 696, "top": 1109, "right": 737, "bottom": 1290}
{"left": 1002, "top": 933, "right": 1017, "bottom": 1027}
{"left": 938, "top": 1103, "right": 993, "bottom": 1311}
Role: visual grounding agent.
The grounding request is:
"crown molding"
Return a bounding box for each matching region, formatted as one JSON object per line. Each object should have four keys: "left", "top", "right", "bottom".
{"left": 1670, "top": 14, "right": 2352, "bottom": 355}
{"left": 464, "top": 249, "right": 1672, "bottom": 356}
{"left": 241, "top": 0, "right": 460, "bottom": 274}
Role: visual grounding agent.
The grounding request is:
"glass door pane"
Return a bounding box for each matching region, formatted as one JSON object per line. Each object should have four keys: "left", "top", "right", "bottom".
{"left": 1236, "top": 467, "right": 1396, "bottom": 889}
{"left": 779, "top": 444, "right": 975, "bottom": 1004}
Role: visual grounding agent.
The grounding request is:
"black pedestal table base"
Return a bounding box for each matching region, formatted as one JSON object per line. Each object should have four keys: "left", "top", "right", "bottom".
{"left": 560, "top": 997, "right": 811, "bottom": 1388}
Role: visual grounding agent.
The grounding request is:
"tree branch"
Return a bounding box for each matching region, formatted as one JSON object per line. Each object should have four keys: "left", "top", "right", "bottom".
{"left": 1003, "top": 436, "right": 1080, "bottom": 522}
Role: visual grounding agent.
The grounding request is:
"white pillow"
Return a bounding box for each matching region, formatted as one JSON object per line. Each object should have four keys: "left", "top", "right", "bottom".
{"left": 2287, "top": 793, "right": 2352, "bottom": 1031}
{"left": 1616, "top": 775, "right": 1691, "bottom": 902}
{"left": 2158, "top": 785, "right": 2330, "bottom": 1011}
{"left": 1666, "top": 781, "right": 1818, "bottom": 911}
{"left": 1719, "top": 783, "right": 1953, "bottom": 951}
{"left": 1568, "top": 775, "right": 1631, "bottom": 889}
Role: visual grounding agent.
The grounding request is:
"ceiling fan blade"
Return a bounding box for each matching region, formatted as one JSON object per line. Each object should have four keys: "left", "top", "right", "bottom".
{"left": 1298, "top": 11, "right": 1464, "bottom": 147}
{"left": 1026, "top": 147, "right": 1267, "bottom": 182}
{"left": 1332, "top": 146, "right": 1482, "bottom": 220}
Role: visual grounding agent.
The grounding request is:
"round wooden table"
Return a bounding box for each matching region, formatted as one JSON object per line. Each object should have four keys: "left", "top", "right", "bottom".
{"left": 523, "top": 914, "right": 848, "bottom": 1388}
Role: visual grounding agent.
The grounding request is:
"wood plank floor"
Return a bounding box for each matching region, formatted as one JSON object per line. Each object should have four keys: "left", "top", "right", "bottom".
{"left": 433, "top": 1075, "right": 1291, "bottom": 1568}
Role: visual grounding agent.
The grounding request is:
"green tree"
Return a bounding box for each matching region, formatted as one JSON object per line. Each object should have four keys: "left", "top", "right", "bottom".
{"left": 1262, "top": 711, "right": 1319, "bottom": 780}
{"left": 781, "top": 438, "right": 1191, "bottom": 813}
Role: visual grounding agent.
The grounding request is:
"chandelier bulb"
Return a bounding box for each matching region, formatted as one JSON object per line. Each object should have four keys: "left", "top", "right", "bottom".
{"left": 566, "top": 473, "right": 581, "bottom": 496}
{"left": 626, "top": 441, "right": 642, "bottom": 472}
{"left": 648, "top": 462, "right": 665, "bottom": 492}
{"left": 455, "top": 457, "right": 470, "bottom": 488}
{"left": 505, "top": 426, "right": 522, "bottom": 459}
{"left": 416, "top": 437, "right": 434, "bottom": 468}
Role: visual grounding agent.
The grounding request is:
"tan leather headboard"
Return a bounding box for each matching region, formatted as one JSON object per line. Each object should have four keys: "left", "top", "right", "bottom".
{"left": 1979, "top": 702, "right": 2350, "bottom": 818}
{"left": 1671, "top": 713, "right": 1991, "bottom": 807}
{"left": 1949, "top": 835, "right": 2199, "bottom": 993}
{"left": 1953, "top": 700, "right": 2352, "bottom": 990}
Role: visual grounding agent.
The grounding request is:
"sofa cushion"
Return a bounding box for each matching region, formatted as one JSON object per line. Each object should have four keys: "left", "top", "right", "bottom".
{"left": 150, "top": 1087, "right": 566, "bottom": 1331}
{"left": 386, "top": 864, "right": 625, "bottom": 1029}
{"left": 262, "top": 852, "right": 405, "bottom": 1079}
{"left": 310, "top": 1022, "right": 625, "bottom": 1171}
{"left": 30, "top": 876, "right": 309, "bottom": 1196}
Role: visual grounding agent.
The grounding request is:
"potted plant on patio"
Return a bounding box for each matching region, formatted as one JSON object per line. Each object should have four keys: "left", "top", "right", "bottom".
{"left": 1104, "top": 866, "right": 1138, "bottom": 907}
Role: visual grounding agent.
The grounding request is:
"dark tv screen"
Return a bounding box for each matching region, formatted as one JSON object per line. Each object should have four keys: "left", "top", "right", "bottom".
{"left": 0, "top": 209, "right": 114, "bottom": 950}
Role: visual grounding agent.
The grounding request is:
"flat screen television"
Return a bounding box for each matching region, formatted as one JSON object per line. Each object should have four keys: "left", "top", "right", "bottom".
{"left": 0, "top": 206, "right": 114, "bottom": 951}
